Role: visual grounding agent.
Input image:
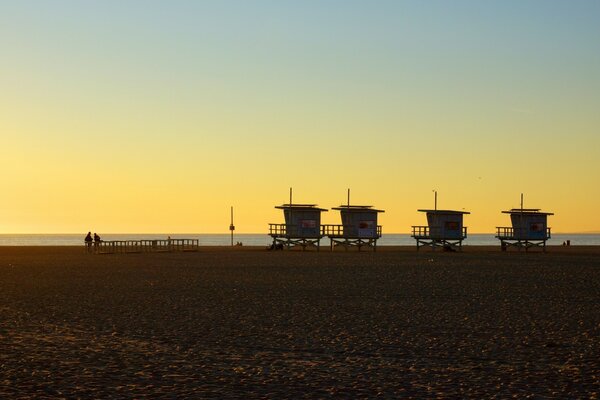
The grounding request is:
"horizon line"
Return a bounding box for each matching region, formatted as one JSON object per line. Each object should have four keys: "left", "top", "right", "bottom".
{"left": 2, "top": 232, "right": 599, "bottom": 235}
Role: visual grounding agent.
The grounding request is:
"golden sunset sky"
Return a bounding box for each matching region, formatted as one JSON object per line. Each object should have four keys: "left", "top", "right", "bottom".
{"left": 1, "top": 1, "right": 599, "bottom": 233}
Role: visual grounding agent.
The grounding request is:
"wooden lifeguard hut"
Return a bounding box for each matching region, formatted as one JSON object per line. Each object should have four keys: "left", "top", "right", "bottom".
{"left": 322, "top": 190, "right": 384, "bottom": 251}
{"left": 268, "top": 189, "right": 327, "bottom": 250}
{"left": 495, "top": 194, "right": 553, "bottom": 252}
{"left": 411, "top": 192, "right": 469, "bottom": 251}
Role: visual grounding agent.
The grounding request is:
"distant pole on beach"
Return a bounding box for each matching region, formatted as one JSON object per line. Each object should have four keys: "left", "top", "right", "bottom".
{"left": 229, "top": 206, "right": 235, "bottom": 246}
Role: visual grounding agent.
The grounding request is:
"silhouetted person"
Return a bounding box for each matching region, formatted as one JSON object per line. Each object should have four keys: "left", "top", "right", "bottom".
{"left": 93, "top": 233, "right": 101, "bottom": 252}
{"left": 85, "top": 232, "right": 93, "bottom": 253}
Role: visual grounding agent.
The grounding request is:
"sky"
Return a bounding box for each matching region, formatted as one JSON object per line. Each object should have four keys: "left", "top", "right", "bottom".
{"left": 1, "top": 0, "right": 599, "bottom": 234}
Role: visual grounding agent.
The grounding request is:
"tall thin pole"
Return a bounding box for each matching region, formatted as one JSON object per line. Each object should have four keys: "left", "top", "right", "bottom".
{"left": 289, "top": 187, "right": 293, "bottom": 235}
{"left": 347, "top": 188, "right": 350, "bottom": 207}
{"left": 520, "top": 193, "right": 524, "bottom": 210}
{"left": 519, "top": 193, "right": 524, "bottom": 238}
{"left": 229, "top": 206, "right": 234, "bottom": 246}
{"left": 434, "top": 190, "right": 438, "bottom": 211}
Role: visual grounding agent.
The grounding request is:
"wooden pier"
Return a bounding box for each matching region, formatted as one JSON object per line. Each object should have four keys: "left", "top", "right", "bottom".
{"left": 93, "top": 239, "right": 199, "bottom": 254}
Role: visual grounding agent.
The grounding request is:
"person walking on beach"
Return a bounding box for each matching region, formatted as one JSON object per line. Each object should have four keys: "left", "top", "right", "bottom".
{"left": 85, "top": 232, "right": 93, "bottom": 253}
{"left": 93, "top": 233, "right": 101, "bottom": 253}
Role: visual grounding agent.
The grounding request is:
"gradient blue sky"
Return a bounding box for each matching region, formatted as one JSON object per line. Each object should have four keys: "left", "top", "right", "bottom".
{"left": 1, "top": 1, "right": 599, "bottom": 233}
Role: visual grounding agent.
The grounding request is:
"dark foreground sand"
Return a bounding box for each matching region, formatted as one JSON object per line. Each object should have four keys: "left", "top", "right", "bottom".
{"left": 1, "top": 246, "right": 599, "bottom": 399}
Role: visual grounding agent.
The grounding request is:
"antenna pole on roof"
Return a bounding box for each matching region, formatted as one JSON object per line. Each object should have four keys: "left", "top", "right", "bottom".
{"left": 289, "top": 187, "right": 293, "bottom": 235}
{"left": 520, "top": 193, "right": 524, "bottom": 211}
{"left": 347, "top": 188, "right": 350, "bottom": 207}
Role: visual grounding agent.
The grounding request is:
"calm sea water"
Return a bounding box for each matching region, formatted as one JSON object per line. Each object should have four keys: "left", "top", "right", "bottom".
{"left": 0, "top": 233, "right": 598, "bottom": 246}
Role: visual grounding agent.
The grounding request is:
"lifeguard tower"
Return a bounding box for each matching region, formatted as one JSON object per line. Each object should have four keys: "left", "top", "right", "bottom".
{"left": 322, "top": 190, "right": 384, "bottom": 251}
{"left": 496, "top": 195, "right": 553, "bottom": 252}
{"left": 411, "top": 192, "right": 469, "bottom": 251}
{"left": 268, "top": 189, "right": 327, "bottom": 250}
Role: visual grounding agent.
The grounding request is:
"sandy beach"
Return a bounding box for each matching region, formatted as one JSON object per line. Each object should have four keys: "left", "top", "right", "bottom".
{"left": 1, "top": 246, "right": 599, "bottom": 398}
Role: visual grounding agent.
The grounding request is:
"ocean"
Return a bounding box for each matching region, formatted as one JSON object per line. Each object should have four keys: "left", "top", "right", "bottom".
{"left": 0, "top": 233, "right": 598, "bottom": 246}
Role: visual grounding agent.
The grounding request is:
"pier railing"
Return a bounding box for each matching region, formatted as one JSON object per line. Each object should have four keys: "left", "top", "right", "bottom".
{"left": 95, "top": 239, "right": 199, "bottom": 254}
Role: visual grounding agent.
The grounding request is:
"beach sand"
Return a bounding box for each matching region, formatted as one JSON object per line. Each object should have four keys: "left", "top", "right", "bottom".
{"left": 1, "top": 246, "right": 599, "bottom": 398}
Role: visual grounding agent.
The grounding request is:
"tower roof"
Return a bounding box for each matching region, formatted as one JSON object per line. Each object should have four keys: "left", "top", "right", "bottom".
{"left": 275, "top": 204, "right": 328, "bottom": 212}
{"left": 332, "top": 205, "right": 384, "bottom": 213}
{"left": 417, "top": 209, "right": 470, "bottom": 215}
{"left": 502, "top": 208, "right": 553, "bottom": 216}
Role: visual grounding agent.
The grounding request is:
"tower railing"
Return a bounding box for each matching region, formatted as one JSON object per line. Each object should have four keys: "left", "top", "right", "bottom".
{"left": 495, "top": 227, "right": 551, "bottom": 240}
{"left": 411, "top": 226, "right": 468, "bottom": 239}
{"left": 321, "top": 224, "right": 382, "bottom": 238}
